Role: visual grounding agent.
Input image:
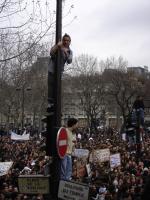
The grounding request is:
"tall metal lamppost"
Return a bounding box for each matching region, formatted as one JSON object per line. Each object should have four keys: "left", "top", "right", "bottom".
{"left": 46, "top": 0, "right": 62, "bottom": 199}
{"left": 16, "top": 86, "right": 32, "bottom": 129}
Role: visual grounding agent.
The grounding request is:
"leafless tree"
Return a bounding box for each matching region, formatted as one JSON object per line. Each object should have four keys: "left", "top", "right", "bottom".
{"left": 63, "top": 54, "right": 106, "bottom": 129}
{"left": 0, "top": 37, "right": 49, "bottom": 128}
{"left": 103, "top": 56, "right": 144, "bottom": 124}
{"left": 0, "top": 0, "right": 75, "bottom": 62}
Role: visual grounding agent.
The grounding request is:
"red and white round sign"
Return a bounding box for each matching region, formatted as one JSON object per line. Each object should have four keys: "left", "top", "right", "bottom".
{"left": 56, "top": 127, "right": 68, "bottom": 159}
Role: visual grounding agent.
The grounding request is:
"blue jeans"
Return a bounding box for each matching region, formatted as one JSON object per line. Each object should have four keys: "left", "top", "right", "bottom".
{"left": 60, "top": 154, "right": 72, "bottom": 180}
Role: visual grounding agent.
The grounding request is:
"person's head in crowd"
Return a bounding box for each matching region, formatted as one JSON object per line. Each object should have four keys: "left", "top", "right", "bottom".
{"left": 143, "top": 167, "right": 149, "bottom": 174}
{"left": 67, "top": 118, "right": 78, "bottom": 130}
{"left": 113, "top": 177, "right": 119, "bottom": 187}
{"left": 37, "top": 194, "right": 44, "bottom": 200}
{"left": 131, "top": 175, "right": 136, "bottom": 184}
{"left": 99, "top": 184, "right": 107, "bottom": 194}
{"left": 23, "top": 195, "right": 29, "bottom": 199}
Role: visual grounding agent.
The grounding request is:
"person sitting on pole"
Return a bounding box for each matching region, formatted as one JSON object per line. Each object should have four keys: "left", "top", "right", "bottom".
{"left": 50, "top": 33, "right": 73, "bottom": 72}
{"left": 132, "top": 95, "right": 145, "bottom": 126}
{"left": 60, "top": 118, "right": 78, "bottom": 181}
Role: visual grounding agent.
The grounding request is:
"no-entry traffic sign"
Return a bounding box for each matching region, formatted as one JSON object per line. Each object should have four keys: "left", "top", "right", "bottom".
{"left": 56, "top": 127, "right": 68, "bottom": 159}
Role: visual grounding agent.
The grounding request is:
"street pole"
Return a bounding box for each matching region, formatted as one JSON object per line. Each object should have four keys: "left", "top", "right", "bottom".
{"left": 54, "top": 0, "right": 62, "bottom": 127}
{"left": 46, "top": 0, "right": 62, "bottom": 199}
{"left": 51, "top": 0, "right": 62, "bottom": 199}
{"left": 16, "top": 87, "right": 25, "bottom": 130}
{"left": 21, "top": 87, "right": 25, "bottom": 130}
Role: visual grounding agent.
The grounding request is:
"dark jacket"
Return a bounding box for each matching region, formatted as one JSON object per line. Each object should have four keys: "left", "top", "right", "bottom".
{"left": 133, "top": 99, "right": 144, "bottom": 110}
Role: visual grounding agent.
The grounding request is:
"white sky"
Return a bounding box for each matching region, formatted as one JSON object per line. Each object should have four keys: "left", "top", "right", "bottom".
{"left": 63, "top": 0, "right": 150, "bottom": 67}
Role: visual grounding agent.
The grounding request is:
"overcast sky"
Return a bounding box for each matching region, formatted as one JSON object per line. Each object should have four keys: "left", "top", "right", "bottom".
{"left": 63, "top": 0, "right": 150, "bottom": 67}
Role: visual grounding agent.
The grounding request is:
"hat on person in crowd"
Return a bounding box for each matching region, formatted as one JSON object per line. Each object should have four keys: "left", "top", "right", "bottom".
{"left": 21, "top": 166, "right": 31, "bottom": 173}
{"left": 24, "top": 166, "right": 31, "bottom": 170}
{"left": 113, "top": 179, "right": 118, "bottom": 186}
{"left": 99, "top": 186, "right": 107, "bottom": 194}
{"left": 31, "top": 161, "right": 36, "bottom": 166}
{"left": 143, "top": 167, "right": 149, "bottom": 171}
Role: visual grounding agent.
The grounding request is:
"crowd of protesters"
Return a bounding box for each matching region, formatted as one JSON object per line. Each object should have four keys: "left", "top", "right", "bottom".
{"left": 0, "top": 124, "right": 150, "bottom": 199}
{"left": 0, "top": 127, "right": 50, "bottom": 200}
{"left": 73, "top": 127, "right": 150, "bottom": 200}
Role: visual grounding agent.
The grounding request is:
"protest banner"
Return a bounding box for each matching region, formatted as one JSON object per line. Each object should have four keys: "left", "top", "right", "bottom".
{"left": 73, "top": 149, "right": 89, "bottom": 158}
{"left": 58, "top": 180, "right": 89, "bottom": 200}
{"left": 89, "top": 148, "right": 110, "bottom": 163}
{"left": 18, "top": 175, "right": 50, "bottom": 194}
{"left": 110, "top": 153, "right": 121, "bottom": 169}
{"left": 11, "top": 132, "right": 30, "bottom": 141}
{"left": 0, "top": 162, "right": 13, "bottom": 176}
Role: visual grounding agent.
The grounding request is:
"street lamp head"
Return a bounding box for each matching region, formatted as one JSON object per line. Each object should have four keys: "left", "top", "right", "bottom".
{"left": 26, "top": 87, "right": 32, "bottom": 91}
{"left": 16, "top": 87, "right": 21, "bottom": 91}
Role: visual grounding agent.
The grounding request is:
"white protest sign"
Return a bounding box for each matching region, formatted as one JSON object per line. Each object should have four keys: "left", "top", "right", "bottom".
{"left": 58, "top": 180, "right": 89, "bottom": 200}
{"left": 73, "top": 149, "right": 89, "bottom": 158}
{"left": 11, "top": 132, "right": 30, "bottom": 141}
{"left": 110, "top": 153, "right": 121, "bottom": 169}
{"left": 0, "top": 162, "right": 13, "bottom": 176}
{"left": 89, "top": 148, "right": 110, "bottom": 163}
{"left": 86, "top": 164, "right": 92, "bottom": 177}
{"left": 122, "top": 133, "right": 126, "bottom": 141}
